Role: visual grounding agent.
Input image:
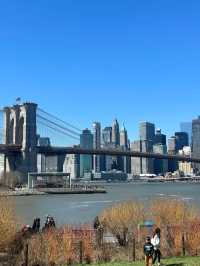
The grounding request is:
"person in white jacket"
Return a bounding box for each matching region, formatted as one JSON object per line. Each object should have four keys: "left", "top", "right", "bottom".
{"left": 151, "top": 228, "right": 161, "bottom": 266}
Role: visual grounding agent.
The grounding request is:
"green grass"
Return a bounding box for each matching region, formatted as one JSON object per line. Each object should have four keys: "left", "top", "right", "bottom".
{"left": 87, "top": 256, "right": 200, "bottom": 266}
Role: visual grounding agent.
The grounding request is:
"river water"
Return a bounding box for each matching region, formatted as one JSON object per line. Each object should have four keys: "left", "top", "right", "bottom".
{"left": 14, "top": 182, "right": 200, "bottom": 226}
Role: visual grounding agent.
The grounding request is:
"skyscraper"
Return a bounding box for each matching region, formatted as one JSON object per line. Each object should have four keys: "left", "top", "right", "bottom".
{"left": 102, "top": 127, "right": 112, "bottom": 145}
{"left": 192, "top": 116, "right": 200, "bottom": 172}
{"left": 131, "top": 140, "right": 154, "bottom": 175}
{"left": 153, "top": 144, "right": 168, "bottom": 175}
{"left": 175, "top": 132, "right": 189, "bottom": 151}
{"left": 93, "top": 122, "right": 101, "bottom": 173}
{"left": 168, "top": 136, "right": 177, "bottom": 153}
{"left": 168, "top": 136, "right": 178, "bottom": 172}
{"left": 112, "top": 119, "right": 120, "bottom": 146}
{"left": 80, "top": 129, "right": 93, "bottom": 178}
{"left": 139, "top": 122, "right": 155, "bottom": 142}
{"left": 120, "top": 125, "right": 128, "bottom": 148}
{"left": 154, "top": 129, "right": 166, "bottom": 145}
{"left": 180, "top": 122, "right": 192, "bottom": 145}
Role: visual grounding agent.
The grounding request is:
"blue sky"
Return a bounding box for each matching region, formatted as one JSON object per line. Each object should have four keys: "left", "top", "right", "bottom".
{"left": 0, "top": 0, "right": 200, "bottom": 143}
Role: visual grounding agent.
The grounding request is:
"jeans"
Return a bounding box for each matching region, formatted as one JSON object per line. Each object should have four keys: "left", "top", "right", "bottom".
{"left": 153, "top": 249, "right": 161, "bottom": 264}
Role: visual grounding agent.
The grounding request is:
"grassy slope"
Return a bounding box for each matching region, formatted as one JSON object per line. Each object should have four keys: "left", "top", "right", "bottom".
{"left": 88, "top": 256, "right": 200, "bottom": 266}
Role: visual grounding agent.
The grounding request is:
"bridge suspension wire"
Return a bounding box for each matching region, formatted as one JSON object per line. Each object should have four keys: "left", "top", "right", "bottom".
{"left": 37, "top": 108, "right": 81, "bottom": 133}
{"left": 37, "top": 114, "right": 80, "bottom": 137}
{"left": 37, "top": 120, "right": 80, "bottom": 141}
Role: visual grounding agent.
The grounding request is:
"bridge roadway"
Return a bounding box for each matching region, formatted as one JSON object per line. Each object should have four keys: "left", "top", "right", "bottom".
{"left": 0, "top": 144, "right": 200, "bottom": 163}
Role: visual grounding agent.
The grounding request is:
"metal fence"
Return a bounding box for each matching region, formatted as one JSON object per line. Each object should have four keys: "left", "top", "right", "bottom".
{"left": 4, "top": 224, "right": 200, "bottom": 266}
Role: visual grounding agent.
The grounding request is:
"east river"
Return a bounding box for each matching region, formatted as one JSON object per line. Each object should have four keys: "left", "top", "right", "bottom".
{"left": 14, "top": 182, "right": 200, "bottom": 226}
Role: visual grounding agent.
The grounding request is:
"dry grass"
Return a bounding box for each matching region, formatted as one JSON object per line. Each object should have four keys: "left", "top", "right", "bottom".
{"left": 0, "top": 197, "right": 18, "bottom": 250}
{"left": 100, "top": 201, "right": 145, "bottom": 239}
{"left": 99, "top": 199, "right": 200, "bottom": 260}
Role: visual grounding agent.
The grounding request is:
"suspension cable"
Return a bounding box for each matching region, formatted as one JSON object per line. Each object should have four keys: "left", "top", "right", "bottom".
{"left": 37, "top": 108, "right": 81, "bottom": 133}
{"left": 37, "top": 114, "right": 80, "bottom": 137}
{"left": 37, "top": 120, "right": 80, "bottom": 141}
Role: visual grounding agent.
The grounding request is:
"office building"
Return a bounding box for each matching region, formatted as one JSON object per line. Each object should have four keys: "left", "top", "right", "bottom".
{"left": 175, "top": 132, "right": 189, "bottom": 151}
{"left": 131, "top": 140, "right": 154, "bottom": 175}
{"left": 180, "top": 122, "right": 192, "bottom": 145}
{"left": 93, "top": 122, "right": 101, "bottom": 173}
{"left": 139, "top": 121, "right": 155, "bottom": 142}
{"left": 153, "top": 144, "right": 168, "bottom": 175}
{"left": 80, "top": 129, "right": 93, "bottom": 177}
{"left": 168, "top": 136, "right": 177, "bottom": 153}
{"left": 154, "top": 129, "right": 166, "bottom": 145}
{"left": 102, "top": 127, "right": 112, "bottom": 145}
{"left": 120, "top": 125, "right": 128, "bottom": 148}
{"left": 63, "top": 148, "right": 80, "bottom": 179}
{"left": 37, "top": 137, "right": 51, "bottom": 172}
{"left": 168, "top": 136, "right": 178, "bottom": 172}
{"left": 179, "top": 146, "right": 193, "bottom": 176}
{"left": 112, "top": 119, "right": 120, "bottom": 146}
{"left": 192, "top": 116, "right": 200, "bottom": 172}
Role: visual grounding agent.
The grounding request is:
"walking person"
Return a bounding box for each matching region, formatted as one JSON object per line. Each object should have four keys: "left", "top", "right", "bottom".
{"left": 151, "top": 228, "right": 161, "bottom": 266}
{"left": 143, "top": 236, "right": 154, "bottom": 266}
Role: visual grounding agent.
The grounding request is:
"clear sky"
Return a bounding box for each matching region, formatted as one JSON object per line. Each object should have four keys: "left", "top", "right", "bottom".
{"left": 0, "top": 0, "right": 200, "bottom": 142}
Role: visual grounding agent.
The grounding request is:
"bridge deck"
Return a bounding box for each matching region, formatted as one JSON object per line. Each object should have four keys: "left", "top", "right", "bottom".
{"left": 0, "top": 144, "right": 200, "bottom": 164}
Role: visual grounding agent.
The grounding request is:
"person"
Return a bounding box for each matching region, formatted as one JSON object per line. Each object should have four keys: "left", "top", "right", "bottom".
{"left": 143, "top": 236, "right": 154, "bottom": 266}
{"left": 44, "top": 215, "right": 56, "bottom": 229}
{"left": 32, "top": 218, "right": 40, "bottom": 233}
{"left": 93, "top": 216, "right": 100, "bottom": 230}
{"left": 151, "top": 228, "right": 161, "bottom": 266}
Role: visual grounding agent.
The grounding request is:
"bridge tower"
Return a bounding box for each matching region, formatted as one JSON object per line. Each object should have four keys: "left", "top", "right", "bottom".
{"left": 3, "top": 102, "right": 37, "bottom": 184}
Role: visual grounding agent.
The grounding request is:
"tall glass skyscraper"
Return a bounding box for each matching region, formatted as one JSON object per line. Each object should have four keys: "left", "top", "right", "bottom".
{"left": 180, "top": 122, "right": 192, "bottom": 145}
{"left": 80, "top": 129, "right": 93, "bottom": 177}
{"left": 175, "top": 132, "right": 189, "bottom": 150}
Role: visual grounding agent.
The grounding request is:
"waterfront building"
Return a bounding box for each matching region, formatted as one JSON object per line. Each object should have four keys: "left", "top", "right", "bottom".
{"left": 131, "top": 140, "right": 154, "bottom": 175}
{"left": 112, "top": 119, "right": 120, "bottom": 146}
{"left": 192, "top": 116, "right": 200, "bottom": 172}
{"left": 97, "top": 170, "right": 127, "bottom": 181}
{"left": 153, "top": 144, "right": 168, "bottom": 175}
{"left": 175, "top": 132, "right": 189, "bottom": 151}
{"left": 63, "top": 149, "right": 80, "bottom": 179}
{"left": 92, "top": 122, "right": 101, "bottom": 173}
{"left": 180, "top": 122, "right": 192, "bottom": 145}
{"left": 154, "top": 129, "right": 166, "bottom": 145}
{"left": 178, "top": 146, "right": 193, "bottom": 176}
{"left": 80, "top": 129, "right": 93, "bottom": 177}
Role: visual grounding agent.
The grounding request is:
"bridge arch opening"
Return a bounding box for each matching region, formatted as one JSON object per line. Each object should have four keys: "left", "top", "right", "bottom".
{"left": 18, "top": 116, "right": 24, "bottom": 145}
{"left": 9, "top": 119, "right": 14, "bottom": 144}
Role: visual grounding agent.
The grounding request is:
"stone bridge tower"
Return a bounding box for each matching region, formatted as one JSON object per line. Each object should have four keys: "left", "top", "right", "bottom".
{"left": 3, "top": 102, "right": 37, "bottom": 184}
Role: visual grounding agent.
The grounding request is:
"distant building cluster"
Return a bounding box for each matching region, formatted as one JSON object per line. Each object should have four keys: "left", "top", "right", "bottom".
{"left": 36, "top": 116, "right": 200, "bottom": 180}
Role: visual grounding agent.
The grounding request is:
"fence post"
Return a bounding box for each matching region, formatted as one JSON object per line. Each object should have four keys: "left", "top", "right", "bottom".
{"left": 24, "top": 243, "right": 29, "bottom": 266}
{"left": 182, "top": 233, "right": 186, "bottom": 256}
{"left": 79, "top": 240, "right": 83, "bottom": 264}
{"left": 132, "top": 237, "right": 136, "bottom": 261}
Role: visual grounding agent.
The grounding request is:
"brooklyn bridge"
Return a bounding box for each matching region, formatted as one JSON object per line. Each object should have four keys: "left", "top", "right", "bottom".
{"left": 0, "top": 102, "right": 199, "bottom": 184}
